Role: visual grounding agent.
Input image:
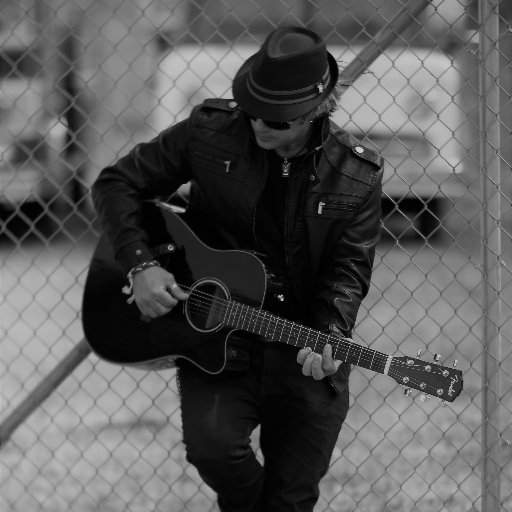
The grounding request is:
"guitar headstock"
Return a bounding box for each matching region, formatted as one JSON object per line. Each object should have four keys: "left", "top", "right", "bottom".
{"left": 388, "top": 355, "right": 463, "bottom": 402}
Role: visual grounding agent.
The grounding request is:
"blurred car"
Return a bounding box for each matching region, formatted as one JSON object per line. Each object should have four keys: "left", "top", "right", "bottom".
{"left": 0, "top": 35, "right": 66, "bottom": 234}
{"left": 150, "top": 43, "right": 467, "bottom": 238}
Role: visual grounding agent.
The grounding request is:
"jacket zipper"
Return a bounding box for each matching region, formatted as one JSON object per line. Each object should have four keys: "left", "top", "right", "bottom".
{"left": 283, "top": 171, "right": 291, "bottom": 279}
{"left": 251, "top": 152, "right": 269, "bottom": 249}
{"left": 317, "top": 201, "right": 357, "bottom": 215}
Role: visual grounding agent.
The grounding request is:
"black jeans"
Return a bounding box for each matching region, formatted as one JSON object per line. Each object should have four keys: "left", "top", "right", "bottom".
{"left": 177, "top": 339, "right": 349, "bottom": 512}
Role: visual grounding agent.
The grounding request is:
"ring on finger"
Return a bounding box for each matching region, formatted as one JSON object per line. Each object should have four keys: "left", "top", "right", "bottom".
{"left": 167, "top": 283, "right": 179, "bottom": 294}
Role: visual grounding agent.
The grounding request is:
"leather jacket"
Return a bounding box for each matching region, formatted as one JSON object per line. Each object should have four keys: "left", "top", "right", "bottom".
{"left": 92, "top": 98, "right": 383, "bottom": 392}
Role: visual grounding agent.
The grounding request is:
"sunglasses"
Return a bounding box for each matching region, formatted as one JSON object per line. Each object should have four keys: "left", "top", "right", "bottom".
{"left": 247, "top": 115, "right": 295, "bottom": 131}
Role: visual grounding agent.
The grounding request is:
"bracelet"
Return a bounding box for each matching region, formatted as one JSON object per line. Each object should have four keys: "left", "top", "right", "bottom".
{"left": 121, "top": 259, "right": 161, "bottom": 303}
{"left": 127, "top": 259, "right": 161, "bottom": 280}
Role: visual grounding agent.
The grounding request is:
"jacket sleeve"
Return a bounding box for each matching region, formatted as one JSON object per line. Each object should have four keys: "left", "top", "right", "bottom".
{"left": 310, "top": 168, "right": 383, "bottom": 339}
{"left": 91, "top": 118, "right": 192, "bottom": 273}
{"left": 308, "top": 166, "right": 382, "bottom": 394}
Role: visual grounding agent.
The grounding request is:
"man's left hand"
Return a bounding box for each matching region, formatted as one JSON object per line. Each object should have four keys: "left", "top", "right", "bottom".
{"left": 297, "top": 344, "right": 341, "bottom": 380}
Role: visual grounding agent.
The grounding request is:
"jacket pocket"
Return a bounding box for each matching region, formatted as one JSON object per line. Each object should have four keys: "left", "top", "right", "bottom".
{"left": 304, "top": 192, "right": 361, "bottom": 220}
{"left": 191, "top": 149, "right": 244, "bottom": 182}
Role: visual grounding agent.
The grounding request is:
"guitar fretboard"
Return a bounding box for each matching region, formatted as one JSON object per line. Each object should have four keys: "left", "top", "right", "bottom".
{"left": 216, "top": 297, "right": 390, "bottom": 375}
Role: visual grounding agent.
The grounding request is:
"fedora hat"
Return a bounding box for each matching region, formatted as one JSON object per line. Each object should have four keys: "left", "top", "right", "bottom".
{"left": 232, "top": 26, "right": 339, "bottom": 122}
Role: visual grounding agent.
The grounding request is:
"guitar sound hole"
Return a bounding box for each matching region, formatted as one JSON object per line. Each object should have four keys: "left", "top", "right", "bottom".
{"left": 185, "top": 279, "right": 229, "bottom": 333}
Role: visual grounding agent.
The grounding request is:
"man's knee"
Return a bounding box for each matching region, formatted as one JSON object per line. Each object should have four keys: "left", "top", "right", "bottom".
{"left": 184, "top": 428, "right": 252, "bottom": 477}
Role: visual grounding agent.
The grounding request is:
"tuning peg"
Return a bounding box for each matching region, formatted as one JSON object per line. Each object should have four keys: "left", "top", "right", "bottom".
{"left": 420, "top": 394, "right": 430, "bottom": 403}
{"left": 433, "top": 354, "right": 441, "bottom": 363}
{"left": 417, "top": 348, "right": 422, "bottom": 357}
{"left": 439, "top": 400, "right": 448, "bottom": 407}
{"left": 453, "top": 359, "right": 458, "bottom": 368}
{"left": 404, "top": 388, "right": 412, "bottom": 397}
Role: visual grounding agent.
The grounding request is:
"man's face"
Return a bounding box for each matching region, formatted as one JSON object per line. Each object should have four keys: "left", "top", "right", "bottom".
{"left": 249, "top": 117, "right": 312, "bottom": 153}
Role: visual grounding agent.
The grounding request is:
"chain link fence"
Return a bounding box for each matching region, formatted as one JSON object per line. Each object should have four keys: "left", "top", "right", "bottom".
{"left": 1, "top": 0, "right": 511, "bottom": 511}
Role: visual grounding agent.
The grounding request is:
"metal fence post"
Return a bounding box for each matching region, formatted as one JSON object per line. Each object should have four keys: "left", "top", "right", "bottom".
{"left": 338, "top": 0, "right": 432, "bottom": 85}
{"left": 478, "top": 0, "right": 503, "bottom": 510}
{"left": 0, "top": 340, "right": 91, "bottom": 448}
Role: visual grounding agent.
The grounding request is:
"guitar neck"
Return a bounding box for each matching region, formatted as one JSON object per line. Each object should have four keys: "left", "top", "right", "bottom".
{"left": 220, "top": 299, "right": 391, "bottom": 376}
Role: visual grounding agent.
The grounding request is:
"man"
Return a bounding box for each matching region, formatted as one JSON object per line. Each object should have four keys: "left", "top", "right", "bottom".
{"left": 92, "top": 25, "right": 383, "bottom": 512}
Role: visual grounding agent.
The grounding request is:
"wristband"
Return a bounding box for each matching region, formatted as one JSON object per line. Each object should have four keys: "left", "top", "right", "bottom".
{"left": 127, "top": 259, "right": 161, "bottom": 279}
{"left": 121, "top": 259, "right": 161, "bottom": 304}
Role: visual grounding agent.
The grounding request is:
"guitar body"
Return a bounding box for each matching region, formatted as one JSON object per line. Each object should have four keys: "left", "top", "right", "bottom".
{"left": 82, "top": 202, "right": 267, "bottom": 373}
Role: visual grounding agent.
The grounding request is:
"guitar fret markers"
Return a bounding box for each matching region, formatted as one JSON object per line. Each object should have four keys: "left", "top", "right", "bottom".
{"left": 220, "top": 298, "right": 391, "bottom": 375}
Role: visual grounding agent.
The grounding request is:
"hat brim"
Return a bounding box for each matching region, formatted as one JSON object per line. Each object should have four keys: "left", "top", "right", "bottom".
{"left": 232, "top": 51, "right": 339, "bottom": 122}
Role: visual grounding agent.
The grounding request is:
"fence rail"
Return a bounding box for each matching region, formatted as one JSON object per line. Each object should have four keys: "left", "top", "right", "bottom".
{"left": 1, "top": 1, "right": 511, "bottom": 511}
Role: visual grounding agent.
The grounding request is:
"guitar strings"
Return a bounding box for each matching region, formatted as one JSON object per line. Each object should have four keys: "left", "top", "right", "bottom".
{"left": 184, "top": 291, "right": 356, "bottom": 353}
{"left": 166, "top": 283, "right": 450, "bottom": 399}
{"left": 186, "top": 293, "right": 347, "bottom": 352}
{"left": 185, "top": 291, "right": 447, "bottom": 397}
{"left": 188, "top": 291, "right": 452, "bottom": 373}
{"left": 173, "top": 283, "right": 389, "bottom": 368}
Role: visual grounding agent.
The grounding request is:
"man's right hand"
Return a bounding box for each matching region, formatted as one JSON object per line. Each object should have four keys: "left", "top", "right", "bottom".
{"left": 132, "top": 266, "right": 189, "bottom": 318}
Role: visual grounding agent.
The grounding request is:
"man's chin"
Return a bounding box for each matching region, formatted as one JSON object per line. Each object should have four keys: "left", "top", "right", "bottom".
{"left": 255, "top": 137, "right": 277, "bottom": 150}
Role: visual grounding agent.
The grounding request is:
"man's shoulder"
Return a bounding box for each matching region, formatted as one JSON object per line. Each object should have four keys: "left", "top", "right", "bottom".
{"left": 326, "top": 122, "right": 383, "bottom": 170}
{"left": 192, "top": 98, "right": 241, "bottom": 119}
{"left": 201, "top": 98, "right": 240, "bottom": 111}
{"left": 190, "top": 98, "right": 244, "bottom": 132}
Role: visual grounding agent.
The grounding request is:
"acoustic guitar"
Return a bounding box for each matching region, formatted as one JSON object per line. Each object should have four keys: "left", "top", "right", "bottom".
{"left": 82, "top": 201, "right": 463, "bottom": 402}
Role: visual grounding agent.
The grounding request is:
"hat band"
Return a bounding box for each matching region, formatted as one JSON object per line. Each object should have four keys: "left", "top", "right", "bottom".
{"left": 247, "top": 66, "right": 330, "bottom": 105}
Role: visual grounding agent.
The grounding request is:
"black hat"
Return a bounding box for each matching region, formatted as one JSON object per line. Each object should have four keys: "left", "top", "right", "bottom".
{"left": 232, "top": 26, "right": 338, "bottom": 122}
